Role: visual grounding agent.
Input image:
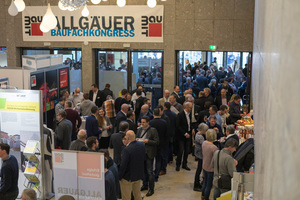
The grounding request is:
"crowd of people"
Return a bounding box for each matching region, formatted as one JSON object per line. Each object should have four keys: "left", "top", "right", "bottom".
{"left": 0, "top": 70, "right": 253, "bottom": 200}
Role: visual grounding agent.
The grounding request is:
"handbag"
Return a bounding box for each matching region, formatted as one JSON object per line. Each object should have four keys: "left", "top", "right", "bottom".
{"left": 217, "top": 150, "right": 232, "bottom": 190}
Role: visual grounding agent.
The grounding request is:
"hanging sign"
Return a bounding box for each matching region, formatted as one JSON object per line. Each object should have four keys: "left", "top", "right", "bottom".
{"left": 22, "top": 5, "right": 164, "bottom": 43}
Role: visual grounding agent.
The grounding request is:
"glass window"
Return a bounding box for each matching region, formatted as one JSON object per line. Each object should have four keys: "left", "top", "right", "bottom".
{"left": 242, "top": 52, "right": 250, "bottom": 68}
{"left": 0, "top": 47, "right": 7, "bottom": 67}
{"left": 178, "top": 51, "right": 205, "bottom": 71}
{"left": 131, "top": 51, "right": 163, "bottom": 109}
{"left": 97, "top": 50, "right": 128, "bottom": 98}
{"left": 227, "top": 52, "right": 241, "bottom": 72}
{"left": 211, "top": 52, "right": 223, "bottom": 67}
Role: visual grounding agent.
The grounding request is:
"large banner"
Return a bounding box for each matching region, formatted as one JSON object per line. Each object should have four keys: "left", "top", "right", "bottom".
{"left": 52, "top": 150, "right": 105, "bottom": 200}
{"left": 23, "top": 5, "right": 164, "bottom": 43}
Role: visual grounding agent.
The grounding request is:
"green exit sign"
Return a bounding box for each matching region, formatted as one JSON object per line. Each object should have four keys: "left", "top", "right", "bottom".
{"left": 210, "top": 45, "right": 217, "bottom": 50}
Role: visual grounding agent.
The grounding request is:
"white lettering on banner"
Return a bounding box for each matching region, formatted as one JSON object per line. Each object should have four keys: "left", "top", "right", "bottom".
{"left": 22, "top": 6, "right": 164, "bottom": 43}
{"left": 57, "top": 187, "right": 102, "bottom": 199}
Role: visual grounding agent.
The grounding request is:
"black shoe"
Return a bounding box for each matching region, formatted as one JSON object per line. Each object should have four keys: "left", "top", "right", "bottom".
{"left": 193, "top": 187, "right": 202, "bottom": 192}
{"left": 140, "top": 185, "right": 148, "bottom": 191}
{"left": 182, "top": 166, "right": 191, "bottom": 171}
{"left": 176, "top": 166, "right": 180, "bottom": 171}
{"left": 146, "top": 190, "right": 154, "bottom": 197}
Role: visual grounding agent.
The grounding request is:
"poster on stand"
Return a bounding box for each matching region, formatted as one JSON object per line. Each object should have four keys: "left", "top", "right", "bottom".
{"left": 52, "top": 150, "right": 105, "bottom": 200}
{"left": 0, "top": 89, "right": 43, "bottom": 199}
{"left": 59, "top": 67, "right": 70, "bottom": 98}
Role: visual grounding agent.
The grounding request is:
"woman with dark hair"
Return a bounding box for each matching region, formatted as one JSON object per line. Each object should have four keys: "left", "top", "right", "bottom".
{"left": 97, "top": 107, "right": 113, "bottom": 149}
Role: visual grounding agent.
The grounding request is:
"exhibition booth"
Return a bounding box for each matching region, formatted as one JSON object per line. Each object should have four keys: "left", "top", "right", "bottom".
{"left": 0, "top": 89, "right": 106, "bottom": 200}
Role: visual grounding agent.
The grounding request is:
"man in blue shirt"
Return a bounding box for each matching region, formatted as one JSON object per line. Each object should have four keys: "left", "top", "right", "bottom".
{"left": 0, "top": 143, "right": 19, "bottom": 200}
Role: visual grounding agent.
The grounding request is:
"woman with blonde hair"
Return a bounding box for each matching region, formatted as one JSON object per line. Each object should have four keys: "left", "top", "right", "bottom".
{"left": 97, "top": 107, "right": 113, "bottom": 149}
{"left": 201, "top": 129, "right": 218, "bottom": 200}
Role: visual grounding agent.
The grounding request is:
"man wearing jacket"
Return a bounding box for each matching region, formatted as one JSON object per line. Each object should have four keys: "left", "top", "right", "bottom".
{"left": 119, "top": 131, "right": 145, "bottom": 200}
{"left": 136, "top": 116, "right": 159, "bottom": 197}
{"left": 55, "top": 111, "right": 73, "bottom": 150}
{"left": 85, "top": 106, "right": 102, "bottom": 141}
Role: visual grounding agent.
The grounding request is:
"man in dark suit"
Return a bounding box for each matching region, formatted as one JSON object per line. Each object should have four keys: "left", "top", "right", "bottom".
{"left": 126, "top": 110, "right": 137, "bottom": 134}
{"left": 197, "top": 101, "right": 212, "bottom": 124}
{"left": 55, "top": 111, "right": 73, "bottom": 150}
{"left": 215, "top": 89, "right": 231, "bottom": 109}
{"left": 204, "top": 88, "right": 214, "bottom": 105}
{"left": 196, "top": 71, "right": 208, "bottom": 91}
{"left": 85, "top": 106, "right": 102, "bottom": 140}
{"left": 115, "top": 104, "right": 129, "bottom": 132}
{"left": 171, "top": 85, "right": 181, "bottom": 102}
{"left": 89, "top": 83, "right": 104, "bottom": 108}
{"left": 64, "top": 101, "right": 82, "bottom": 141}
{"left": 176, "top": 102, "right": 193, "bottom": 171}
{"left": 195, "top": 91, "right": 206, "bottom": 110}
{"left": 186, "top": 96, "right": 201, "bottom": 131}
{"left": 163, "top": 102, "right": 177, "bottom": 163}
{"left": 229, "top": 95, "right": 244, "bottom": 123}
{"left": 136, "top": 116, "right": 159, "bottom": 197}
{"left": 102, "top": 83, "right": 114, "bottom": 100}
{"left": 115, "top": 89, "right": 128, "bottom": 114}
{"left": 149, "top": 108, "right": 168, "bottom": 181}
{"left": 109, "top": 121, "right": 129, "bottom": 167}
{"left": 119, "top": 131, "right": 145, "bottom": 200}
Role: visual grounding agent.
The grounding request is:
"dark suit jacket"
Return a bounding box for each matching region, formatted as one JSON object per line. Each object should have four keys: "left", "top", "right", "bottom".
{"left": 207, "top": 122, "right": 224, "bottom": 139}
{"left": 109, "top": 131, "right": 126, "bottom": 166}
{"left": 229, "top": 101, "right": 242, "bottom": 123}
{"left": 102, "top": 88, "right": 113, "bottom": 100}
{"left": 119, "top": 141, "right": 145, "bottom": 182}
{"left": 176, "top": 110, "right": 192, "bottom": 140}
{"left": 136, "top": 127, "right": 159, "bottom": 159}
{"left": 150, "top": 118, "right": 168, "bottom": 147}
{"left": 89, "top": 90, "right": 104, "bottom": 108}
{"left": 126, "top": 119, "right": 137, "bottom": 134}
{"left": 85, "top": 115, "right": 101, "bottom": 139}
{"left": 137, "top": 111, "right": 153, "bottom": 123}
{"left": 194, "top": 97, "right": 206, "bottom": 111}
{"left": 191, "top": 104, "right": 201, "bottom": 129}
{"left": 197, "top": 109, "right": 209, "bottom": 124}
{"left": 163, "top": 110, "right": 177, "bottom": 137}
{"left": 171, "top": 91, "right": 180, "bottom": 102}
{"left": 115, "top": 111, "right": 127, "bottom": 132}
{"left": 115, "top": 97, "right": 127, "bottom": 114}
{"left": 55, "top": 119, "right": 73, "bottom": 150}
{"left": 214, "top": 95, "right": 231, "bottom": 109}
{"left": 196, "top": 75, "right": 208, "bottom": 91}
{"left": 205, "top": 95, "right": 214, "bottom": 105}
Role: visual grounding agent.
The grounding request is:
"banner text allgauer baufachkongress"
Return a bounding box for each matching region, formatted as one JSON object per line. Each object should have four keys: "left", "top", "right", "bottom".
{"left": 22, "top": 5, "right": 164, "bottom": 43}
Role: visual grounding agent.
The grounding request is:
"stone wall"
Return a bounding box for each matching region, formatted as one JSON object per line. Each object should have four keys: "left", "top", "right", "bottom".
{"left": 0, "top": 0, "right": 254, "bottom": 92}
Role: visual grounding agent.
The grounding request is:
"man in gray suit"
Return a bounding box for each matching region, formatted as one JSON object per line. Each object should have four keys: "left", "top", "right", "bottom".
{"left": 55, "top": 111, "right": 73, "bottom": 150}
{"left": 136, "top": 116, "right": 159, "bottom": 197}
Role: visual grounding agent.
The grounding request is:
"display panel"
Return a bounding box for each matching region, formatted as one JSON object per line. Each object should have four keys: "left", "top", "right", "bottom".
{"left": 0, "top": 89, "right": 44, "bottom": 199}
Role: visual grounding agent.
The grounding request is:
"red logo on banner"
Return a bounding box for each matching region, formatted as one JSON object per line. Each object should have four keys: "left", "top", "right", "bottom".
{"left": 31, "top": 23, "right": 43, "bottom": 36}
{"left": 149, "top": 23, "right": 162, "bottom": 37}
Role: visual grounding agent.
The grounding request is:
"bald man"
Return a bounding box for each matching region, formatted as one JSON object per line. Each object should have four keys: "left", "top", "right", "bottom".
{"left": 70, "top": 88, "right": 84, "bottom": 110}
{"left": 115, "top": 104, "right": 129, "bottom": 132}
{"left": 158, "top": 90, "right": 170, "bottom": 107}
{"left": 175, "top": 102, "right": 193, "bottom": 171}
{"left": 119, "top": 131, "right": 145, "bottom": 200}
{"left": 69, "top": 129, "right": 88, "bottom": 151}
{"left": 137, "top": 104, "right": 153, "bottom": 125}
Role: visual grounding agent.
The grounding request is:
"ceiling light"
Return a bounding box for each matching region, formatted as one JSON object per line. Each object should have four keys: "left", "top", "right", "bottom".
{"left": 81, "top": 5, "right": 89, "bottom": 17}
{"left": 117, "top": 0, "right": 126, "bottom": 7}
{"left": 41, "top": 3, "right": 58, "bottom": 30}
{"left": 91, "top": 0, "right": 101, "bottom": 4}
{"left": 147, "top": 0, "right": 157, "bottom": 8}
{"left": 8, "top": 0, "right": 18, "bottom": 16}
{"left": 14, "top": 0, "right": 26, "bottom": 12}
